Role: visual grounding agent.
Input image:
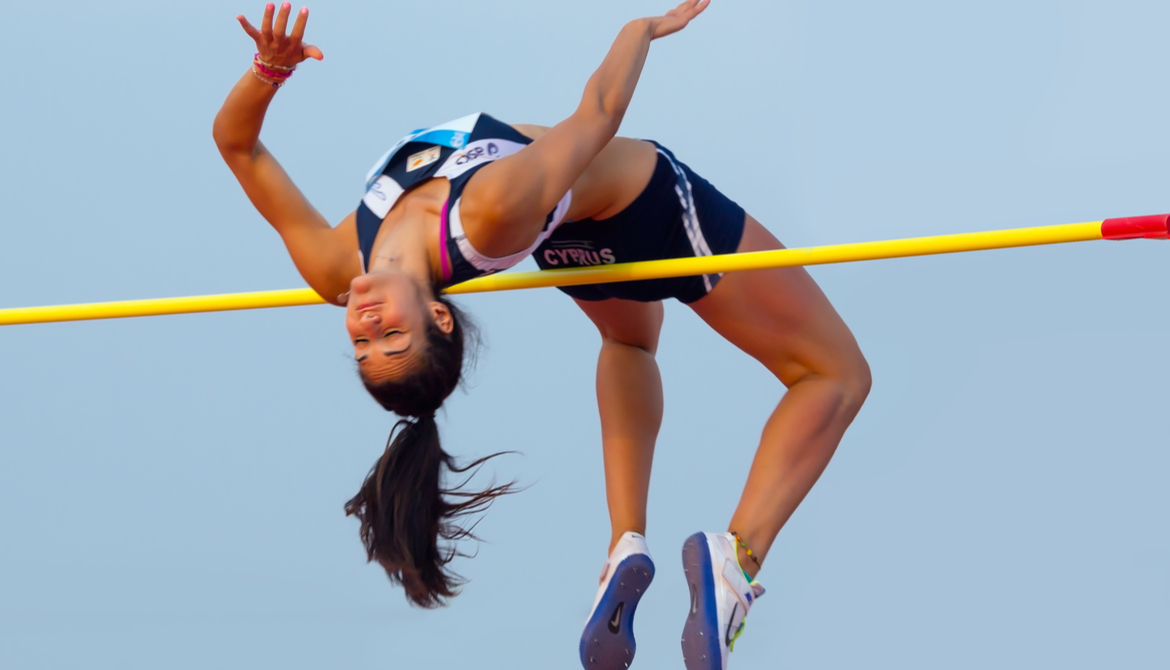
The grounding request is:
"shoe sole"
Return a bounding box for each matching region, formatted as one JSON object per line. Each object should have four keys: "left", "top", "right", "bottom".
{"left": 579, "top": 553, "right": 655, "bottom": 670}
{"left": 681, "top": 533, "right": 722, "bottom": 670}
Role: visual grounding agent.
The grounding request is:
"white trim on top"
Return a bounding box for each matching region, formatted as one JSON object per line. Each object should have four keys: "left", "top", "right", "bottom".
{"left": 362, "top": 175, "right": 405, "bottom": 220}
{"left": 448, "top": 192, "right": 573, "bottom": 274}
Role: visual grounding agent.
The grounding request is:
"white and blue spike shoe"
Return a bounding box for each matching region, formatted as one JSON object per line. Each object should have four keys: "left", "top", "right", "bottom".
{"left": 580, "top": 532, "right": 655, "bottom": 670}
{"left": 680, "top": 532, "right": 766, "bottom": 670}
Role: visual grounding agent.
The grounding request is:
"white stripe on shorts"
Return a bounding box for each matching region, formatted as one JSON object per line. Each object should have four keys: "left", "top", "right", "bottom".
{"left": 657, "top": 148, "right": 718, "bottom": 293}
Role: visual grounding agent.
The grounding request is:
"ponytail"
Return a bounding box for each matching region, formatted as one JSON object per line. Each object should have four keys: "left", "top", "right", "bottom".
{"left": 344, "top": 414, "right": 514, "bottom": 608}
{"left": 350, "top": 294, "right": 515, "bottom": 607}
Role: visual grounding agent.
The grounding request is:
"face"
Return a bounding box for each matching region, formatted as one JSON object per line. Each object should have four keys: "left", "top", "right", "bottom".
{"left": 344, "top": 271, "right": 453, "bottom": 384}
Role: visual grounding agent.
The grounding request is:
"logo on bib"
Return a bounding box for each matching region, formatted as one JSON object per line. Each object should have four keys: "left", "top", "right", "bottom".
{"left": 434, "top": 139, "right": 526, "bottom": 180}
{"left": 452, "top": 142, "right": 499, "bottom": 167}
{"left": 406, "top": 146, "right": 442, "bottom": 172}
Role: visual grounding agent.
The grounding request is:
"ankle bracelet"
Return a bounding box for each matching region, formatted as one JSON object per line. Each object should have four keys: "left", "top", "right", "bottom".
{"left": 728, "top": 529, "right": 761, "bottom": 569}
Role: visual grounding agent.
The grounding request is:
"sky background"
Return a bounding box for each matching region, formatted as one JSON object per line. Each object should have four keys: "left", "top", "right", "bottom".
{"left": 1, "top": 0, "right": 1167, "bottom": 668}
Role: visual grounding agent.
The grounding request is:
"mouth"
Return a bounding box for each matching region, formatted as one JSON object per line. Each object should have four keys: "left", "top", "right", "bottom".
{"left": 355, "top": 301, "right": 383, "bottom": 312}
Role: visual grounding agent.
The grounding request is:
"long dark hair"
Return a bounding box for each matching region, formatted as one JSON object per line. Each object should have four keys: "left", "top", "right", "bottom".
{"left": 345, "top": 294, "right": 514, "bottom": 608}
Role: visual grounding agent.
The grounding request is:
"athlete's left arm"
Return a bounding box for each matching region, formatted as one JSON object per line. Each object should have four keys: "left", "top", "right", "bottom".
{"left": 462, "top": 1, "right": 709, "bottom": 240}
{"left": 214, "top": 5, "right": 357, "bottom": 303}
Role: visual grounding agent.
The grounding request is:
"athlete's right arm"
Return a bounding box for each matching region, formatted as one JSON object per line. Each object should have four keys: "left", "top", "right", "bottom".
{"left": 461, "top": 1, "right": 710, "bottom": 251}
{"left": 213, "top": 4, "right": 355, "bottom": 302}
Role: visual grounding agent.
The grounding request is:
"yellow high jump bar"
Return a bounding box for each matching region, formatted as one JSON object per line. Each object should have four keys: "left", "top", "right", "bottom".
{"left": 1, "top": 214, "right": 1165, "bottom": 327}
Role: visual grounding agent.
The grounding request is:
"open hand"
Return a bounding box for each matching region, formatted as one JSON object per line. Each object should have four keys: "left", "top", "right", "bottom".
{"left": 647, "top": 0, "right": 710, "bottom": 40}
{"left": 238, "top": 2, "right": 323, "bottom": 68}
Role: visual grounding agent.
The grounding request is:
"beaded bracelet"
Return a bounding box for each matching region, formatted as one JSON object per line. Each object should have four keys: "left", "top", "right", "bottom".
{"left": 255, "top": 53, "right": 296, "bottom": 73}
{"left": 728, "top": 529, "right": 761, "bottom": 568}
{"left": 251, "top": 64, "right": 284, "bottom": 88}
{"left": 254, "top": 61, "right": 293, "bottom": 81}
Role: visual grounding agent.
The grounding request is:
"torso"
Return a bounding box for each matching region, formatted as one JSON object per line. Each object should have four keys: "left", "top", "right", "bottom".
{"left": 361, "top": 120, "right": 658, "bottom": 280}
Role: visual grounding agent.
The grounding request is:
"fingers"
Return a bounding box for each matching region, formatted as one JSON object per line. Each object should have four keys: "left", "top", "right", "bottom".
{"left": 289, "top": 6, "right": 309, "bottom": 42}
{"left": 658, "top": 0, "right": 707, "bottom": 32}
{"left": 675, "top": 0, "right": 708, "bottom": 20}
{"left": 237, "top": 15, "right": 262, "bottom": 41}
{"left": 663, "top": 0, "right": 705, "bottom": 22}
{"left": 261, "top": 2, "right": 275, "bottom": 40}
{"left": 274, "top": 1, "right": 291, "bottom": 36}
{"left": 243, "top": 4, "right": 320, "bottom": 63}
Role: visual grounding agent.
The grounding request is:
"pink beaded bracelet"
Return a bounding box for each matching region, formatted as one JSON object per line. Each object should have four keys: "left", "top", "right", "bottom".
{"left": 254, "top": 53, "right": 296, "bottom": 73}
{"left": 251, "top": 65, "right": 284, "bottom": 88}
{"left": 254, "top": 60, "right": 293, "bottom": 81}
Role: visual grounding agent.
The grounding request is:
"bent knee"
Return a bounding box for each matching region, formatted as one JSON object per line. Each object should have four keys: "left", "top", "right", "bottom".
{"left": 788, "top": 353, "right": 871, "bottom": 420}
{"left": 835, "top": 354, "right": 872, "bottom": 419}
{"left": 600, "top": 332, "right": 658, "bottom": 356}
{"left": 580, "top": 300, "right": 664, "bottom": 354}
{"left": 816, "top": 369, "right": 871, "bottom": 426}
{"left": 848, "top": 356, "right": 872, "bottom": 411}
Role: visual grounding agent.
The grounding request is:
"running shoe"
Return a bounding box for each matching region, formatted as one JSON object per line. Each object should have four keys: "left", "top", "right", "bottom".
{"left": 580, "top": 531, "right": 655, "bottom": 670}
{"left": 680, "top": 532, "right": 766, "bottom": 670}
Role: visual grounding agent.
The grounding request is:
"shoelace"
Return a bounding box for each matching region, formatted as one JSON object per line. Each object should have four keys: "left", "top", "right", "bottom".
{"left": 729, "top": 619, "right": 746, "bottom": 652}
{"left": 729, "top": 580, "right": 764, "bottom": 653}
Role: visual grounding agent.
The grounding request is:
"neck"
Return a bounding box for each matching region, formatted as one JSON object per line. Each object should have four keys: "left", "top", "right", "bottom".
{"left": 369, "top": 181, "right": 448, "bottom": 286}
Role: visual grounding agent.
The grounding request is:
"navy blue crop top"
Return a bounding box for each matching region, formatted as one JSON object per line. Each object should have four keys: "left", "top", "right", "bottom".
{"left": 356, "top": 113, "right": 572, "bottom": 287}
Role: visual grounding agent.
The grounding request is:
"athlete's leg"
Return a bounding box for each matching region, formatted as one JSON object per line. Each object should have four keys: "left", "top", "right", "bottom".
{"left": 574, "top": 297, "right": 665, "bottom": 553}
{"left": 688, "top": 214, "right": 872, "bottom": 577}
{"left": 575, "top": 298, "right": 665, "bottom": 670}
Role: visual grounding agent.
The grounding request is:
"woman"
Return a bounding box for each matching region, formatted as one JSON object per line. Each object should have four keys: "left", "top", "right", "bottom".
{"left": 214, "top": 3, "right": 871, "bottom": 670}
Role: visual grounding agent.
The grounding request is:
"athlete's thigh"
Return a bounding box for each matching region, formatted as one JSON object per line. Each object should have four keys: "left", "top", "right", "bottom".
{"left": 461, "top": 112, "right": 613, "bottom": 255}
{"left": 688, "top": 214, "right": 866, "bottom": 386}
{"left": 574, "top": 298, "right": 665, "bottom": 354}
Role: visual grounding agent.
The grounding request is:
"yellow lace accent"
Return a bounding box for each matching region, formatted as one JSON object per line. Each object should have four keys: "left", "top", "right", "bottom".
{"left": 729, "top": 619, "right": 746, "bottom": 652}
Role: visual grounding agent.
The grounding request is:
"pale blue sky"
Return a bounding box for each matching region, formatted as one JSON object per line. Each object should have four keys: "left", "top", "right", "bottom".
{"left": 1, "top": 1, "right": 1167, "bottom": 668}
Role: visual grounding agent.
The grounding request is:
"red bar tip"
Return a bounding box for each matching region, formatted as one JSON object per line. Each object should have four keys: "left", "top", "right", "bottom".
{"left": 1101, "top": 214, "right": 1170, "bottom": 240}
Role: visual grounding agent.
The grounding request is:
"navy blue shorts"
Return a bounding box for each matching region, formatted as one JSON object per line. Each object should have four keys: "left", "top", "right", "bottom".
{"left": 533, "top": 143, "right": 746, "bottom": 304}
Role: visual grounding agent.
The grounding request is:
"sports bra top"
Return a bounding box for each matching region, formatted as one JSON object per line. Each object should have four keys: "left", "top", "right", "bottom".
{"left": 356, "top": 113, "right": 572, "bottom": 287}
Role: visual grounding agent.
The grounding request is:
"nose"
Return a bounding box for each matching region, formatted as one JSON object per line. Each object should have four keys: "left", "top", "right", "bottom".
{"left": 360, "top": 310, "right": 382, "bottom": 328}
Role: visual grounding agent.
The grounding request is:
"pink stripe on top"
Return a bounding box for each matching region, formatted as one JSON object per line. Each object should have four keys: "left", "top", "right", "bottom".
{"left": 439, "top": 198, "right": 453, "bottom": 282}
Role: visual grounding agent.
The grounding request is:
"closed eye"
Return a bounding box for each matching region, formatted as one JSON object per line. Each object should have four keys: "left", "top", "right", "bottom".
{"left": 354, "top": 329, "right": 401, "bottom": 345}
{"left": 356, "top": 330, "right": 410, "bottom": 362}
{"left": 381, "top": 330, "right": 409, "bottom": 354}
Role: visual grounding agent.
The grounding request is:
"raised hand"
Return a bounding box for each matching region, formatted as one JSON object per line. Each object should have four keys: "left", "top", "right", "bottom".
{"left": 646, "top": 0, "right": 710, "bottom": 40}
{"left": 238, "top": 2, "right": 323, "bottom": 69}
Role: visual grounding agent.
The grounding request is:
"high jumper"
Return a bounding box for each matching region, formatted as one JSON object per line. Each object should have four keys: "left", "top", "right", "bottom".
{"left": 181, "top": 3, "right": 1170, "bottom": 670}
